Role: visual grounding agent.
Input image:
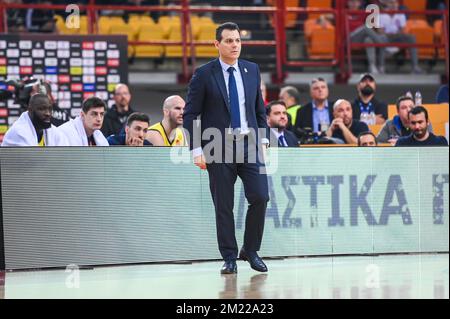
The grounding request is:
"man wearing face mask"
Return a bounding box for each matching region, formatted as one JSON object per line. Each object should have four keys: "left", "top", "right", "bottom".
{"left": 1, "top": 94, "right": 68, "bottom": 146}
{"left": 351, "top": 73, "right": 388, "bottom": 125}
{"left": 395, "top": 106, "right": 448, "bottom": 147}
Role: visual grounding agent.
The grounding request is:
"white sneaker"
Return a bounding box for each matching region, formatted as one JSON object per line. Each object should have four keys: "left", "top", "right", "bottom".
{"left": 369, "top": 65, "right": 379, "bottom": 74}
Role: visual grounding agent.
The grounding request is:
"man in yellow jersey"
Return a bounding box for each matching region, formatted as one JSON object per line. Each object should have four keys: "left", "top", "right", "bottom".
{"left": 2, "top": 94, "right": 68, "bottom": 146}
{"left": 146, "top": 95, "right": 187, "bottom": 146}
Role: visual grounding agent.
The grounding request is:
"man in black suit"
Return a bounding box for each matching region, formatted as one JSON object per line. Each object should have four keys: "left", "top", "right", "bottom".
{"left": 293, "top": 77, "right": 334, "bottom": 138}
{"left": 183, "top": 22, "right": 270, "bottom": 274}
{"left": 266, "top": 100, "right": 299, "bottom": 147}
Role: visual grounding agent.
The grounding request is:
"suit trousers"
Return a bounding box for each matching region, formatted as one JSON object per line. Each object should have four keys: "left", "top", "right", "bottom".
{"left": 206, "top": 135, "right": 269, "bottom": 262}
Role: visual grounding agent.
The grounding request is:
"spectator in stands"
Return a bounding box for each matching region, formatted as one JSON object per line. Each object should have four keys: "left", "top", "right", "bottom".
{"left": 278, "top": 86, "right": 301, "bottom": 128}
{"left": 348, "top": 0, "right": 388, "bottom": 74}
{"left": 146, "top": 95, "right": 187, "bottom": 146}
{"left": 266, "top": 100, "right": 299, "bottom": 147}
{"left": 378, "top": 0, "right": 424, "bottom": 74}
{"left": 107, "top": 112, "right": 152, "bottom": 146}
{"left": 294, "top": 78, "right": 334, "bottom": 138}
{"left": 358, "top": 131, "right": 378, "bottom": 146}
{"left": 25, "top": 0, "right": 56, "bottom": 33}
{"left": 326, "top": 99, "right": 370, "bottom": 144}
{"left": 260, "top": 77, "right": 268, "bottom": 106}
{"left": 101, "top": 83, "right": 135, "bottom": 138}
{"left": 1, "top": 94, "right": 68, "bottom": 146}
{"left": 436, "top": 84, "right": 449, "bottom": 104}
{"left": 426, "top": 0, "right": 447, "bottom": 24}
{"left": 395, "top": 106, "right": 448, "bottom": 146}
{"left": 377, "top": 95, "right": 432, "bottom": 145}
{"left": 352, "top": 73, "right": 388, "bottom": 125}
{"left": 3, "top": 0, "right": 27, "bottom": 33}
{"left": 58, "top": 97, "right": 109, "bottom": 146}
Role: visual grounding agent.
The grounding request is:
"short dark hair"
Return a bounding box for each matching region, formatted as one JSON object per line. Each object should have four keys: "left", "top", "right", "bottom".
{"left": 357, "top": 131, "right": 378, "bottom": 146}
{"left": 409, "top": 105, "right": 429, "bottom": 121}
{"left": 396, "top": 95, "right": 414, "bottom": 110}
{"left": 266, "top": 100, "right": 286, "bottom": 116}
{"left": 82, "top": 96, "right": 106, "bottom": 113}
{"left": 127, "top": 112, "right": 150, "bottom": 127}
{"left": 29, "top": 93, "right": 50, "bottom": 109}
{"left": 310, "top": 77, "right": 327, "bottom": 88}
{"left": 216, "top": 22, "right": 240, "bottom": 42}
{"left": 283, "top": 87, "right": 301, "bottom": 105}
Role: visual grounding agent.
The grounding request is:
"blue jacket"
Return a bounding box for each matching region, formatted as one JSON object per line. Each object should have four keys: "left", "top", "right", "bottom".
{"left": 107, "top": 134, "right": 152, "bottom": 146}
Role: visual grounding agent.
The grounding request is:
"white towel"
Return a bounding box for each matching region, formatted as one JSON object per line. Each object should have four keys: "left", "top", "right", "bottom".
{"left": 58, "top": 116, "right": 109, "bottom": 146}
{"left": 1, "top": 111, "right": 69, "bottom": 146}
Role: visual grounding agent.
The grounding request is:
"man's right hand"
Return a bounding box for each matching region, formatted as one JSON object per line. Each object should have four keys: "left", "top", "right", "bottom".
{"left": 194, "top": 154, "right": 207, "bottom": 170}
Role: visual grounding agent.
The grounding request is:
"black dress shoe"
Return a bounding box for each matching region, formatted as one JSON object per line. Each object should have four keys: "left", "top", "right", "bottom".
{"left": 239, "top": 249, "right": 268, "bottom": 272}
{"left": 221, "top": 260, "right": 237, "bottom": 274}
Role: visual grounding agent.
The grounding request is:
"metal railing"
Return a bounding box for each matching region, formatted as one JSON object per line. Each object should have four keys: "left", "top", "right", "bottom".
{"left": 0, "top": 0, "right": 448, "bottom": 83}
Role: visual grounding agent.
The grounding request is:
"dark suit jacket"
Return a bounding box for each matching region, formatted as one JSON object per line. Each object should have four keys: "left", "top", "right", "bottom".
{"left": 269, "top": 128, "right": 299, "bottom": 147}
{"left": 293, "top": 101, "right": 334, "bottom": 138}
{"left": 183, "top": 58, "right": 268, "bottom": 151}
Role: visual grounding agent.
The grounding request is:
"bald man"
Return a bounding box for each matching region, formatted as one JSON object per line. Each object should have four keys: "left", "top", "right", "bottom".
{"left": 326, "top": 99, "right": 370, "bottom": 144}
{"left": 146, "top": 95, "right": 187, "bottom": 146}
{"left": 101, "top": 83, "right": 135, "bottom": 137}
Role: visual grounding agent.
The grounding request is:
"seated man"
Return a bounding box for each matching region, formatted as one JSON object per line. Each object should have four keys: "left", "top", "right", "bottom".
{"left": 2, "top": 94, "right": 68, "bottom": 146}
{"left": 326, "top": 99, "right": 370, "bottom": 144}
{"left": 101, "top": 83, "right": 136, "bottom": 137}
{"left": 278, "top": 86, "right": 301, "bottom": 128}
{"left": 266, "top": 100, "right": 299, "bottom": 147}
{"left": 58, "top": 97, "right": 109, "bottom": 146}
{"left": 378, "top": 0, "right": 424, "bottom": 74}
{"left": 377, "top": 95, "right": 433, "bottom": 145}
{"left": 352, "top": 73, "right": 388, "bottom": 125}
{"left": 146, "top": 95, "right": 187, "bottom": 146}
{"left": 294, "top": 78, "right": 334, "bottom": 138}
{"left": 396, "top": 106, "right": 448, "bottom": 146}
{"left": 107, "top": 112, "right": 152, "bottom": 146}
{"left": 358, "top": 131, "right": 378, "bottom": 147}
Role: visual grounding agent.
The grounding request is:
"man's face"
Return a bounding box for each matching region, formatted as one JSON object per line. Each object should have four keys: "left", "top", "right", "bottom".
{"left": 279, "top": 90, "right": 294, "bottom": 107}
{"left": 168, "top": 100, "right": 185, "bottom": 126}
{"left": 310, "top": 81, "right": 329, "bottom": 101}
{"left": 126, "top": 120, "right": 149, "bottom": 145}
{"left": 82, "top": 106, "right": 105, "bottom": 132}
{"left": 359, "top": 134, "right": 377, "bottom": 147}
{"left": 358, "top": 78, "right": 376, "bottom": 96}
{"left": 398, "top": 99, "right": 414, "bottom": 125}
{"left": 409, "top": 112, "right": 428, "bottom": 139}
{"left": 215, "top": 29, "right": 241, "bottom": 62}
{"left": 30, "top": 98, "right": 52, "bottom": 127}
{"left": 267, "top": 104, "right": 288, "bottom": 130}
{"left": 114, "top": 85, "right": 131, "bottom": 109}
{"left": 334, "top": 101, "right": 353, "bottom": 127}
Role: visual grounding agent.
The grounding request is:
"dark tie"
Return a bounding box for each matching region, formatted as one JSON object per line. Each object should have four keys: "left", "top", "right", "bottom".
{"left": 227, "top": 66, "right": 241, "bottom": 129}
{"left": 278, "top": 134, "right": 287, "bottom": 147}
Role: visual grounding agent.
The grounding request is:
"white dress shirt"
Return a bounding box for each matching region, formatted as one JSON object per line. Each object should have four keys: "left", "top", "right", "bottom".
{"left": 193, "top": 58, "right": 252, "bottom": 157}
